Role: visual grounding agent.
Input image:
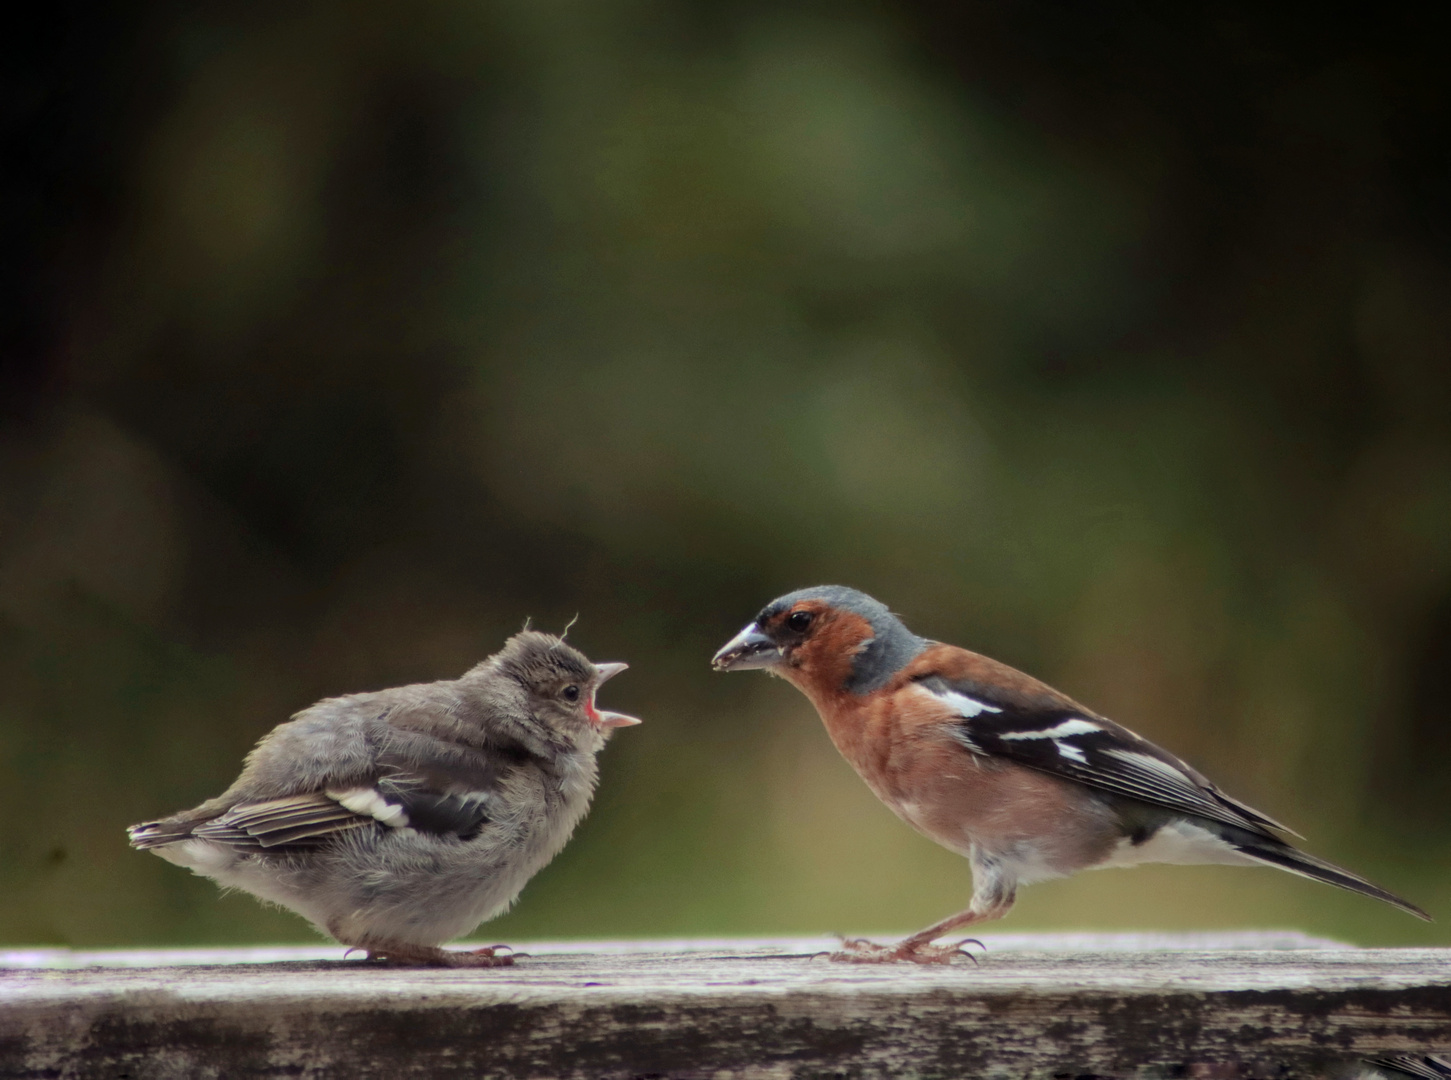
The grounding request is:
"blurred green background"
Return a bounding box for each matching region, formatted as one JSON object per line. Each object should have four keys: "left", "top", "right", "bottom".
{"left": 3, "top": 1, "right": 1449, "bottom": 949}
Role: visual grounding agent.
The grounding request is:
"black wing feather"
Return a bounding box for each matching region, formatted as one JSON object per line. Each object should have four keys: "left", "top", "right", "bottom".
{"left": 916, "top": 674, "right": 1295, "bottom": 839}
{"left": 129, "top": 748, "right": 509, "bottom": 853}
{"left": 1366, "top": 1056, "right": 1451, "bottom": 1080}
{"left": 375, "top": 780, "right": 495, "bottom": 840}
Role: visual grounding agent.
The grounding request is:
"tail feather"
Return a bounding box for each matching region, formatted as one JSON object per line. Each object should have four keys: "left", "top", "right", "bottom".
{"left": 127, "top": 820, "right": 195, "bottom": 850}
{"left": 1237, "top": 840, "right": 1431, "bottom": 921}
{"left": 1364, "top": 1055, "right": 1451, "bottom": 1080}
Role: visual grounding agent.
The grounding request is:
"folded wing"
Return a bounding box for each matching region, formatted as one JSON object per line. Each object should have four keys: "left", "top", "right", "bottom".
{"left": 915, "top": 673, "right": 1295, "bottom": 839}
{"left": 128, "top": 768, "right": 501, "bottom": 853}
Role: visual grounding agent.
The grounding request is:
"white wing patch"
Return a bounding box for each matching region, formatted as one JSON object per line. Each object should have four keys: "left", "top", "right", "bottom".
{"left": 1054, "top": 741, "right": 1088, "bottom": 763}
{"left": 930, "top": 688, "right": 1004, "bottom": 718}
{"left": 996, "top": 717, "right": 1101, "bottom": 765}
{"left": 1001, "top": 718, "right": 1101, "bottom": 740}
{"left": 328, "top": 787, "right": 410, "bottom": 828}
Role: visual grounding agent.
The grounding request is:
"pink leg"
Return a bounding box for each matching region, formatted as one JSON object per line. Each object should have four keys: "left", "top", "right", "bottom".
{"left": 830, "top": 896, "right": 1015, "bottom": 965}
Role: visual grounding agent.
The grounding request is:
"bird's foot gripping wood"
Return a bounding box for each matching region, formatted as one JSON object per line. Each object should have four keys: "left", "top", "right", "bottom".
{"left": 824, "top": 935, "right": 982, "bottom": 965}
{"left": 351, "top": 942, "right": 517, "bottom": 968}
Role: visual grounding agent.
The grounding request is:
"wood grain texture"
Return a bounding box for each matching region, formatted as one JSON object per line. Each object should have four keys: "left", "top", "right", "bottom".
{"left": 2, "top": 935, "right": 1448, "bottom": 1079}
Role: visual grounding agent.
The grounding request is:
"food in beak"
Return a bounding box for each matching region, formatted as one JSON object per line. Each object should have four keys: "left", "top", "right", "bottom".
{"left": 711, "top": 623, "right": 782, "bottom": 671}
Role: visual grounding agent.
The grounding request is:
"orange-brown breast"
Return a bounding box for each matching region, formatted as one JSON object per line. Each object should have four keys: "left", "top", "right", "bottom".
{"left": 772, "top": 606, "right": 883, "bottom": 778}
{"left": 787, "top": 643, "right": 1119, "bottom": 874}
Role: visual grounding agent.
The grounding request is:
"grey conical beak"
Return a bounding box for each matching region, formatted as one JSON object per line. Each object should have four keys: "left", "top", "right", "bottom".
{"left": 711, "top": 623, "right": 783, "bottom": 671}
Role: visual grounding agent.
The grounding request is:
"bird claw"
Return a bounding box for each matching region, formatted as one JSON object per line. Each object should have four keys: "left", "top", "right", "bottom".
{"left": 823, "top": 935, "right": 984, "bottom": 965}
{"left": 445, "top": 945, "right": 515, "bottom": 968}
{"left": 952, "top": 937, "right": 985, "bottom": 962}
{"left": 467, "top": 945, "right": 524, "bottom": 965}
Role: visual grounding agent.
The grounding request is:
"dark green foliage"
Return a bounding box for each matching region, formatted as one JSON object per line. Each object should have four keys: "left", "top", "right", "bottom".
{"left": 2, "top": 0, "right": 1448, "bottom": 946}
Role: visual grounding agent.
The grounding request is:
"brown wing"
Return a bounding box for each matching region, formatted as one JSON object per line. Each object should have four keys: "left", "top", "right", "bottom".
{"left": 129, "top": 793, "right": 372, "bottom": 852}
{"left": 192, "top": 794, "right": 375, "bottom": 849}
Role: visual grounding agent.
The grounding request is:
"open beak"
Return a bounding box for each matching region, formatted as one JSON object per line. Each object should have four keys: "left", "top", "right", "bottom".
{"left": 591, "top": 662, "right": 641, "bottom": 729}
{"left": 711, "top": 622, "right": 782, "bottom": 672}
{"left": 595, "top": 662, "right": 628, "bottom": 685}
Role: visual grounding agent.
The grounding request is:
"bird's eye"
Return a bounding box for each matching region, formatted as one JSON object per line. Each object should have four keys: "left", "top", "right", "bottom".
{"left": 787, "top": 611, "right": 813, "bottom": 633}
{"left": 562, "top": 685, "right": 581, "bottom": 702}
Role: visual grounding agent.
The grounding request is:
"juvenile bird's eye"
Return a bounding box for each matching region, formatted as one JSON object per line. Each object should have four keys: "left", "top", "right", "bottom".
{"left": 787, "top": 611, "right": 813, "bottom": 632}
{"left": 562, "top": 685, "right": 580, "bottom": 702}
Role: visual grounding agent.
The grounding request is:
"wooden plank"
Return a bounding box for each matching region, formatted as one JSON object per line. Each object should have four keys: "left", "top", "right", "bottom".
{"left": 2, "top": 934, "right": 1449, "bottom": 1079}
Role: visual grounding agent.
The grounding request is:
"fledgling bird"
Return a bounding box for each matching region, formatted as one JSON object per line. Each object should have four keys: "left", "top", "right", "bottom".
{"left": 712, "top": 585, "right": 1428, "bottom": 963}
{"left": 129, "top": 630, "right": 640, "bottom": 967}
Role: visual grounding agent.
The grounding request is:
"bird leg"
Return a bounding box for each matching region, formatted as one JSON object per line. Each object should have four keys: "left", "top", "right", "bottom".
{"left": 828, "top": 895, "right": 1014, "bottom": 965}
{"left": 352, "top": 940, "right": 516, "bottom": 968}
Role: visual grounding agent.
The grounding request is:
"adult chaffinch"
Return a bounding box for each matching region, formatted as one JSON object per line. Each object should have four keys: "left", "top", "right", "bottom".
{"left": 129, "top": 630, "right": 640, "bottom": 967}
{"left": 713, "top": 585, "right": 1428, "bottom": 963}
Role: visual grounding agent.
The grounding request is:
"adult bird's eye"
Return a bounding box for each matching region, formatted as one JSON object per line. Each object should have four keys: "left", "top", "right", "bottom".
{"left": 562, "top": 685, "right": 580, "bottom": 702}
{"left": 787, "top": 611, "right": 813, "bottom": 633}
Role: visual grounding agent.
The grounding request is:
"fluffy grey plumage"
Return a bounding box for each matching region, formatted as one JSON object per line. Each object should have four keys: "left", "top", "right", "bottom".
{"left": 128, "top": 631, "right": 640, "bottom": 967}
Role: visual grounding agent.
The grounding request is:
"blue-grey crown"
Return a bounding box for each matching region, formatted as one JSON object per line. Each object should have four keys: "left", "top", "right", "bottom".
{"left": 759, "top": 585, "right": 928, "bottom": 694}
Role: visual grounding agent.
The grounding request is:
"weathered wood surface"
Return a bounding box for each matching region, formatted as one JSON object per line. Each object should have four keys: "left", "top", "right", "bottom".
{"left": 2, "top": 933, "right": 1449, "bottom": 1079}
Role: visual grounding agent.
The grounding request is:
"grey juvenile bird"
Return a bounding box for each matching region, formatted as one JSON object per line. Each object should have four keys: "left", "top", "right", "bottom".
{"left": 128, "top": 630, "right": 639, "bottom": 967}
